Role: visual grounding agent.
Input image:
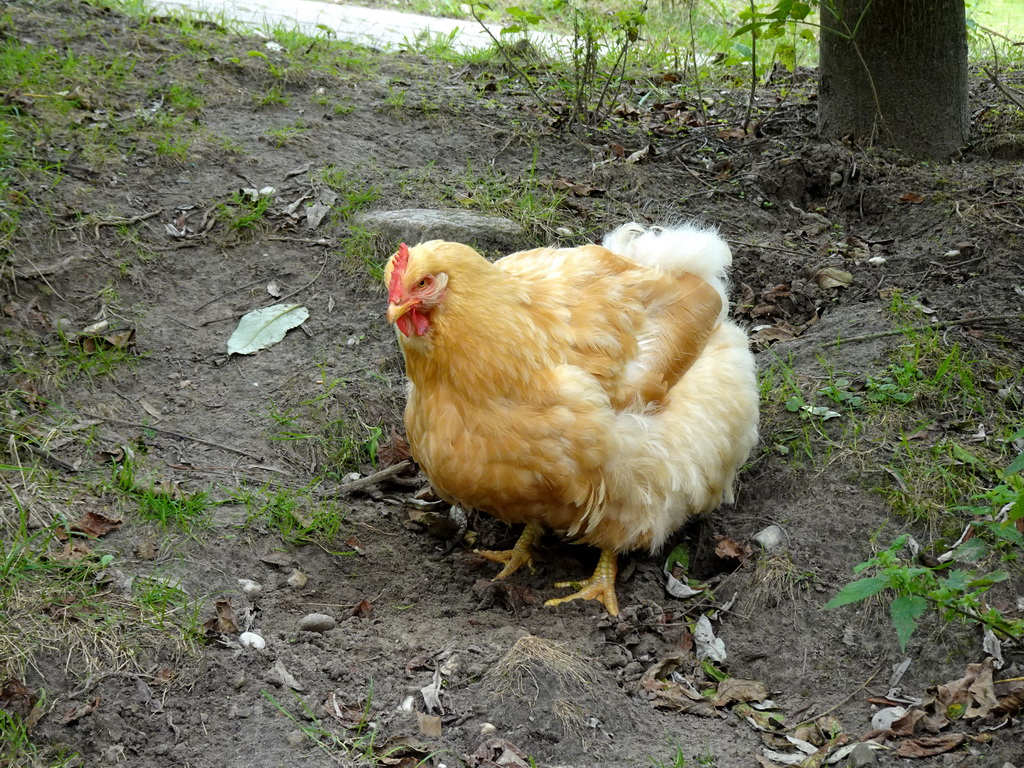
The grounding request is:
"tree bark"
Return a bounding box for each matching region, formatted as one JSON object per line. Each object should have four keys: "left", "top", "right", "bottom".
{"left": 818, "top": 0, "right": 969, "bottom": 159}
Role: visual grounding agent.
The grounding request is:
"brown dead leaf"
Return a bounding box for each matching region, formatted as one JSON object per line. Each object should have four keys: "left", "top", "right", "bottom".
{"left": 997, "top": 687, "right": 1024, "bottom": 716}
{"left": 203, "top": 598, "right": 238, "bottom": 639}
{"left": 752, "top": 325, "right": 797, "bottom": 344}
{"left": 69, "top": 510, "right": 122, "bottom": 538}
{"left": 59, "top": 696, "right": 100, "bottom": 725}
{"left": 49, "top": 541, "right": 94, "bottom": 565}
{"left": 714, "top": 535, "right": 752, "bottom": 563}
{"left": 733, "top": 282, "right": 756, "bottom": 317}
{"left": 712, "top": 677, "right": 769, "bottom": 707}
{"left": 894, "top": 733, "right": 965, "bottom": 758}
{"left": 472, "top": 578, "right": 539, "bottom": 612}
{"left": 625, "top": 145, "right": 652, "bottom": 164}
{"left": 469, "top": 737, "right": 530, "bottom": 768}
{"left": 641, "top": 676, "right": 718, "bottom": 716}
{"left": 349, "top": 599, "right": 374, "bottom": 619}
{"left": 324, "top": 692, "right": 368, "bottom": 728}
{"left": 717, "top": 126, "right": 748, "bottom": 140}
{"left": 0, "top": 678, "right": 37, "bottom": 720}
{"left": 814, "top": 267, "right": 854, "bottom": 290}
{"left": 899, "top": 192, "right": 926, "bottom": 204}
{"left": 416, "top": 711, "right": 442, "bottom": 737}
{"left": 377, "top": 428, "right": 412, "bottom": 468}
{"left": 259, "top": 551, "right": 295, "bottom": 569}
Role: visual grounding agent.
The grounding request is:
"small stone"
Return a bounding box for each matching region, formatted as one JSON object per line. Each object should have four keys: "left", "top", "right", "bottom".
{"left": 239, "top": 632, "right": 266, "bottom": 650}
{"left": 480, "top": 722, "right": 497, "bottom": 735}
{"left": 287, "top": 570, "right": 308, "bottom": 589}
{"left": 751, "top": 524, "right": 787, "bottom": 553}
{"left": 846, "top": 742, "right": 877, "bottom": 767}
{"left": 238, "top": 578, "right": 262, "bottom": 597}
{"left": 297, "top": 613, "right": 336, "bottom": 633}
{"left": 867, "top": 255, "right": 887, "bottom": 266}
{"left": 286, "top": 730, "right": 307, "bottom": 747}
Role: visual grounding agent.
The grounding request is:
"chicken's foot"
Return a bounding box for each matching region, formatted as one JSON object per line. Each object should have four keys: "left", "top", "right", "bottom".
{"left": 476, "top": 523, "right": 541, "bottom": 580}
{"left": 545, "top": 548, "right": 619, "bottom": 616}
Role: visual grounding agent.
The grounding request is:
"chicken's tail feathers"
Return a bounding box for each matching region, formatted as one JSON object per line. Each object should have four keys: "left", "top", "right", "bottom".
{"left": 602, "top": 222, "right": 732, "bottom": 305}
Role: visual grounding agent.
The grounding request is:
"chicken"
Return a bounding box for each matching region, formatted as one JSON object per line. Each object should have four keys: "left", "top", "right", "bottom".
{"left": 384, "top": 223, "right": 759, "bottom": 615}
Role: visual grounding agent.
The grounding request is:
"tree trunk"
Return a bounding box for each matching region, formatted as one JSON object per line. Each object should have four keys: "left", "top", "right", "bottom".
{"left": 818, "top": 0, "right": 968, "bottom": 159}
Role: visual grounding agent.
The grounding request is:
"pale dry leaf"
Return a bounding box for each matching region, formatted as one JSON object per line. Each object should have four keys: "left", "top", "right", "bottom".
{"left": 227, "top": 304, "right": 309, "bottom": 356}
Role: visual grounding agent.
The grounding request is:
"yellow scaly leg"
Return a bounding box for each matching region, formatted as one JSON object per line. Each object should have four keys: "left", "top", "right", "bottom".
{"left": 475, "top": 523, "right": 542, "bottom": 580}
{"left": 545, "top": 548, "right": 619, "bottom": 616}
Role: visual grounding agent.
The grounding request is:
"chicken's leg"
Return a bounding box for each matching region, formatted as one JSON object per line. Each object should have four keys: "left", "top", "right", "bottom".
{"left": 476, "top": 523, "right": 541, "bottom": 579}
{"left": 545, "top": 548, "right": 619, "bottom": 616}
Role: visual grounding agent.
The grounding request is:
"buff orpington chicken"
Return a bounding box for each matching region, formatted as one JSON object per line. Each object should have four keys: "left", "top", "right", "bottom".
{"left": 384, "top": 223, "right": 759, "bottom": 615}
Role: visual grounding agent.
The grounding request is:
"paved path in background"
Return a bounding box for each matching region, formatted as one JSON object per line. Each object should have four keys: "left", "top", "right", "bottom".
{"left": 151, "top": 0, "right": 523, "bottom": 52}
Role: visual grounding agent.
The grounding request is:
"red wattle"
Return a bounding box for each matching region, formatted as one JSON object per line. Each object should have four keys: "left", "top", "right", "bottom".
{"left": 412, "top": 309, "right": 430, "bottom": 336}
{"left": 396, "top": 314, "right": 413, "bottom": 337}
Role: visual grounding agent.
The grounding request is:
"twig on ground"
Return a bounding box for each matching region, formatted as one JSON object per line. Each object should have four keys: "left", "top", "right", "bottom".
{"left": 834, "top": 314, "right": 1024, "bottom": 345}
{"left": 468, "top": 6, "right": 562, "bottom": 123}
{"left": 11, "top": 253, "right": 91, "bottom": 279}
{"left": 192, "top": 277, "right": 265, "bottom": 312}
{"left": 200, "top": 255, "right": 329, "bottom": 326}
{"left": 92, "top": 209, "right": 163, "bottom": 238}
{"left": 266, "top": 236, "right": 331, "bottom": 246}
{"left": 983, "top": 66, "right": 1024, "bottom": 111}
{"left": 784, "top": 663, "right": 883, "bottom": 731}
{"left": 339, "top": 460, "right": 414, "bottom": 496}
{"left": 84, "top": 412, "right": 264, "bottom": 461}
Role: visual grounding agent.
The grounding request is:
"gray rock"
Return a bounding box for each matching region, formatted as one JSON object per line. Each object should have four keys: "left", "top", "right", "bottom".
{"left": 297, "top": 612, "right": 337, "bottom": 633}
{"left": 847, "top": 742, "right": 877, "bottom": 767}
{"left": 354, "top": 208, "right": 528, "bottom": 253}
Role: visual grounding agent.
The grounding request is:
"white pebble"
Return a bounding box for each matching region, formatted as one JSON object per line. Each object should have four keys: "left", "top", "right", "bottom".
{"left": 480, "top": 722, "right": 497, "bottom": 735}
{"left": 238, "top": 578, "right": 262, "bottom": 597}
{"left": 287, "top": 569, "right": 308, "bottom": 589}
{"left": 239, "top": 632, "right": 266, "bottom": 650}
{"left": 867, "top": 255, "right": 887, "bottom": 266}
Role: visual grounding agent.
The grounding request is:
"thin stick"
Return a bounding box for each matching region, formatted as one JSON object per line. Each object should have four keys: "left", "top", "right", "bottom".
{"left": 982, "top": 66, "right": 1024, "bottom": 111}
{"left": 266, "top": 236, "right": 331, "bottom": 246}
{"left": 84, "top": 412, "right": 264, "bottom": 461}
{"left": 784, "top": 664, "right": 883, "bottom": 731}
{"left": 200, "top": 255, "right": 329, "bottom": 326}
{"left": 833, "top": 314, "right": 1024, "bottom": 345}
{"left": 192, "top": 277, "right": 265, "bottom": 312}
{"left": 338, "top": 460, "right": 413, "bottom": 495}
{"left": 11, "top": 253, "right": 91, "bottom": 279}
{"left": 469, "top": 6, "right": 562, "bottom": 122}
{"left": 92, "top": 209, "right": 163, "bottom": 237}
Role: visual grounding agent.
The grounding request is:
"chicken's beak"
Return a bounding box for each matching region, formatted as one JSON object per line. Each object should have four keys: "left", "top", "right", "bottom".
{"left": 386, "top": 300, "right": 415, "bottom": 326}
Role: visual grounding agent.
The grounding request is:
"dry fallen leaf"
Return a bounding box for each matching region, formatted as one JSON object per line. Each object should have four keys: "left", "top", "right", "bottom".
{"left": 69, "top": 510, "right": 122, "bottom": 538}
{"left": 202, "top": 598, "right": 239, "bottom": 638}
{"left": 713, "top": 677, "right": 769, "bottom": 707}
{"left": 894, "top": 733, "right": 965, "bottom": 758}
{"left": 416, "top": 711, "right": 442, "bottom": 737}
{"left": 814, "top": 267, "right": 854, "bottom": 289}
{"left": 0, "top": 678, "right": 37, "bottom": 720}
{"left": 60, "top": 696, "right": 100, "bottom": 725}
{"left": 899, "top": 192, "right": 926, "bottom": 204}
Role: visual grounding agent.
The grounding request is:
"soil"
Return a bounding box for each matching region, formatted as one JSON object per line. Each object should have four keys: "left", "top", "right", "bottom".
{"left": 2, "top": 3, "right": 1023, "bottom": 768}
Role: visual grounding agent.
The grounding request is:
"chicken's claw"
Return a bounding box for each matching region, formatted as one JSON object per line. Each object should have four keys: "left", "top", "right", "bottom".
{"left": 475, "top": 523, "right": 541, "bottom": 580}
{"left": 545, "top": 548, "right": 619, "bottom": 616}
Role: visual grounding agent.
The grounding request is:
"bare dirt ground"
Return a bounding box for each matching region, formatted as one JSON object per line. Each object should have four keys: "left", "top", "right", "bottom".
{"left": 2, "top": 2, "right": 1023, "bottom": 767}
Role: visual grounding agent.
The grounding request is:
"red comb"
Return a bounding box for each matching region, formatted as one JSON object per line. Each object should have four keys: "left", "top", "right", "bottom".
{"left": 388, "top": 243, "right": 410, "bottom": 303}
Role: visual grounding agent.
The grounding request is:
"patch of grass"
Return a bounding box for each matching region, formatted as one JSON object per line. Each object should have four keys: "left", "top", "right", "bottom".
{"left": 0, "top": 481, "right": 201, "bottom": 691}
{"left": 217, "top": 190, "right": 272, "bottom": 232}
{"left": 265, "top": 120, "right": 308, "bottom": 147}
{"left": 439, "top": 154, "right": 567, "bottom": 237}
{"left": 232, "top": 482, "right": 348, "bottom": 549}
{"left": 334, "top": 225, "right": 390, "bottom": 283}
{"left": 255, "top": 83, "right": 289, "bottom": 107}
{"left": 316, "top": 166, "right": 380, "bottom": 221}
{"left": 115, "top": 461, "right": 213, "bottom": 530}
{"left": 263, "top": 373, "right": 384, "bottom": 474}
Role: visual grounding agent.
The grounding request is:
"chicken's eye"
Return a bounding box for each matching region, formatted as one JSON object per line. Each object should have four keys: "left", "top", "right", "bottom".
{"left": 417, "top": 276, "right": 431, "bottom": 289}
